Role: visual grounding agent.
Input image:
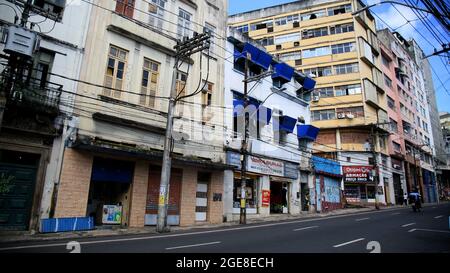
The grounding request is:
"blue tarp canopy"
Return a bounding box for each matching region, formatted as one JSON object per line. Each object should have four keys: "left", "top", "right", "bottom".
{"left": 297, "top": 124, "right": 320, "bottom": 140}
{"left": 235, "top": 42, "right": 272, "bottom": 70}
{"left": 295, "top": 74, "right": 316, "bottom": 91}
{"left": 312, "top": 156, "right": 341, "bottom": 177}
{"left": 91, "top": 158, "right": 134, "bottom": 183}
{"left": 274, "top": 115, "right": 297, "bottom": 133}
{"left": 272, "top": 63, "right": 295, "bottom": 82}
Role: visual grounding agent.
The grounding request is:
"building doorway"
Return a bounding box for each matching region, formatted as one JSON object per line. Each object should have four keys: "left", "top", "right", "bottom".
{"left": 393, "top": 173, "right": 403, "bottom": 205}
{"left": 270, "top": 181, "right": 288, "bottom": 214}
{"left": 86, "top": 157, "right": 135, "bottom": 227}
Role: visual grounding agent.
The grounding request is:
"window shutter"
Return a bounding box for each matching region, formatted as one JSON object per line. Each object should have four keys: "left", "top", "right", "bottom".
{"left": 103, "top": 75, "right": 113, "bottom": 96}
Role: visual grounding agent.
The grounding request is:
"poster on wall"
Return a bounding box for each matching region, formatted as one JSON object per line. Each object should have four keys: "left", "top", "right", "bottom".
{"left": 343, "top": 166, "right": 373, "bottom": 183}
{"left": 236, "top": 187, "right": 253, "bottom": 199}
{"left": 262, "top": 190, "right": 270, "bottom": 207}
{"left": 102, "top": 205, "right": 122, "bottom": 224}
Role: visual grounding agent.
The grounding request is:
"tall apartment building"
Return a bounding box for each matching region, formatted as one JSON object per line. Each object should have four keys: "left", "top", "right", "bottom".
{"left": 48, "top": 0, "right": 231, "bottom": 229}
{"left": 229, "top": 0, "right": 391, "bottom": 205}
{"left": 378, "top": 29, "right": 438, "bottom": 203}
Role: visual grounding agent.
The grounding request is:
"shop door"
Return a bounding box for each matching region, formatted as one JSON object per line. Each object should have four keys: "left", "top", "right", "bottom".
{"left": 316, "top": 178, "right": 321, "bottom": 212}
{"left": 0, "top": 163, "right": 37, "bottom": 230}
{"left": 145, "top": 166, "right": 182, "bottom": 225}
{"left": 384, "top": 182, "right": 390, "bottom": 205}
{"left": 393, "top": 173, "right": 403, "bottom": 205}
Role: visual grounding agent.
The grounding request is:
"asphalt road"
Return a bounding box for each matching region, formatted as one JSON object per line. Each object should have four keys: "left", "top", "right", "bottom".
{"left": 0, "top": 203, "right": 449, "bottom": 253}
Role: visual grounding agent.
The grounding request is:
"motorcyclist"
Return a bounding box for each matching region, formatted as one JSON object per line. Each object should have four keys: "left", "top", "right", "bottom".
{"left": 409, "top": 188, "right": 422, "bottom": 212}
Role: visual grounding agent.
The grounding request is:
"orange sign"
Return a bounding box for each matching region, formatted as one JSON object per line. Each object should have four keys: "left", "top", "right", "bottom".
{"left": 262, "top": 190, "right": 270, "bottom": 207}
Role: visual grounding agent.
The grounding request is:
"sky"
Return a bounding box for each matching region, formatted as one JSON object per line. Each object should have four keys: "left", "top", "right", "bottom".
{"left": 228, "top": 0, "right": 450, "bottom": 113}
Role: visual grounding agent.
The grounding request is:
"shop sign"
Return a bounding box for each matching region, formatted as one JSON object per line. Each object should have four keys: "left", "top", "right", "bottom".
{"left": 247, "top": 155, "right": 284, "bottom": 176}
{"left": 343, "top": 165, "right": 373, "bottom": 183}
{"left": 102, "top": 205, "right": 122, "bottom": 224}
{"left": 284, "top": 162, "right": 299, "bottom": 179}
{"left": 227, "top": 151, "right": 241, "bottom": 169}
{"left": 262, "top": 190, "right": 270, "bottom": 207}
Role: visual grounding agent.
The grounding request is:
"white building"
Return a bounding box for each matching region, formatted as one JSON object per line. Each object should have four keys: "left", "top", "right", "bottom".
{"left": 223, "top": 29, "right": 318, "bottom": 221}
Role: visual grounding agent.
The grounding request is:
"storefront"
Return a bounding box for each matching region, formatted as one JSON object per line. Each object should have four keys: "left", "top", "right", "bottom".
{"left": 343, "top": 165, "right": 375, "bottom": 204}
{"left": 311, "top": 156, "right": 342, "bottom": 213}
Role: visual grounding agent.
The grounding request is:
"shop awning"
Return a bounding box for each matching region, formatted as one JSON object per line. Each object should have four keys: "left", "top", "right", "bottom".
{"left": 272, "top": 63, "right": 294, "bottom": 82}
{"left": 91, "top": 157, "right": 135, "bottom": 183}
{"left": 312, "top": 156, "right": 342, "bottom": 177}
{"left": 236, "top": 42, "right": 272, "bottom": 70}
{"left": 274, "top": 115, "right": 297, "bottom": 133}
{"left": 296, "top": 124, "right": 319, "bottom": 141}
{"left": 294, "top": 74, "right": 316, "bottom": 91}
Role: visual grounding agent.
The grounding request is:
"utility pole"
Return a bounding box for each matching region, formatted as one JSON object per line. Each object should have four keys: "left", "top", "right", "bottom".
{"left": 156, "top": 33, "right": 210, "bottom": 233}
{"left": 239, "top": 53, "right": 250, "bottom": 225}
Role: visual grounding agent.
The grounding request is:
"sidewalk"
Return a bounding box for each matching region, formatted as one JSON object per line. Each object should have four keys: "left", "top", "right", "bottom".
{"left": 0, "top": 204, "right": 412, "bottom": 244}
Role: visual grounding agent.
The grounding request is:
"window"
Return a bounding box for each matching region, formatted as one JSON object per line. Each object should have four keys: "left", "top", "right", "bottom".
{"left": 382, "top": 54, "right": 390, "bottom": 68}
{"left": 250, "top": 20, "right": 273, "bottom": 31}
{"left": 176, "top": 71, "right": 187, "bottom": 98}
{"left": 178, "top": 8, "right": 192, "bottom": 39}
{"left": 389, "top": 118, "right": 398, "bottom": 132}
{"left": 201, "top": 81, "right": 213, "bottom": 107}
{"left": 304, "top": 66, "right": 332, "bottom": 77}
{"left": 139, "top": 58, "right": 159, "bottom": 107}
{"left": 334, "top": 84, "right": 361, "bottom": 96}
{"left": 275, "top": 14, "right": 299, "bottom": 26}
{"left": 148, "top": 0, "right": 165, "bottom": 29}
{"left": 115, "top": 0, "right": 135, "bottom": 18}
{"left": 235, "top": 25, "right": 249, "bottom": 33}
{"left": 313, "top": 87, "right": 334, "bottom": 97}
{"left": 300, "top": 9, "right": 326, "bottom": 21}
{"left": 32, "top": 49, "right": 55, "bottom": 88}
{"left": 301, "top": 27, "right": 328, "bottom": 39}
{"left": 328, "top": 4, "right": 352, "bottom": 16}
{"left": 259, "top": 37, "right": 274, "bottom": 46}
{"left": 204, "top": 23, "right": 216, "bottom": 53}
{"left": 334, "top": 63, "right": 359, "bottom": 74}
{"left": 393, "top": 141, "right": 401, "bottom": 152}
{"left": 384, "top": 74, "right": 392, "bottom": 88}
{"left": 312, "top": 109, "right": 336, "bottom": 121}
{"left": 302, "top": 46, "right": 331, "bottom": 58}
{"left": 104, "top": 45, "right": 128, "bottom": 98}
{"left": 330, "top": 23, "right": 354, "bottom": 34}
{"left": 274, "top": 33, "right": 300, "bottom": 45}
{"left": 387, "top": 95, "right": 395, "bottom": 109}
{"left": 336, "top": 106, "right": 364, "bottom": 118}
{"left": 279, "top": 51, "right": 301, "bottom": 62}
{"left": 331, "top": 42, "right": 355, "bottom": 54}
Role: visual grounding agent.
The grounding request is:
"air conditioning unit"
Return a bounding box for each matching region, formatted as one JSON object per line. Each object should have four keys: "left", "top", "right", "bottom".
{"left": 312, "top": 95, "right": 320, "bottom": 102}
{"left": 346, "top": 113, "right": 355, "bottom": 119}
{"left": 293, "top": 21, "right": 300, "bottom": 28}
{"left": 276, "top": 44, "right": 282, "bottom": 50}
{"left": 337, "top": 113, "right": 346, "bottom": 119}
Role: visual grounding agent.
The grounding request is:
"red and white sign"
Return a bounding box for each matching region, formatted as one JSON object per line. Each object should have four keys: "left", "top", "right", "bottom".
{"left": 247, "top": 156, "right": 284, "bottom": 176}
{"left": 343, "top": 165, "right": 373, "bottom": 183}
{"left": 262, "top": 190, "right": 270, "bottom": 207}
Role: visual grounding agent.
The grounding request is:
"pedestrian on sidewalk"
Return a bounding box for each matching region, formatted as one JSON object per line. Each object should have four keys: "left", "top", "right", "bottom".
{"left": 403, "top": 192, "right": 408, "bottom": 206}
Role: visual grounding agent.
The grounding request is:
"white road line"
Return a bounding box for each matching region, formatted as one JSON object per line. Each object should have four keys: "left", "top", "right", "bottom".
{"left": 408, "top": 229, "right": 417, "bottom": 233}
{"left": 0, "top": 206, "right": 430, "bottom": 251}
{"left": 293, "top": 226, "right": 319, "bottom": 232}
{"left": 355, "top": 217, "right": 370, "bottom": 221}
{"left": 165, "top": 241, "right": 221, "bottom": 250}
{"left": 401, "top": 223, "right": 416, "bottom": 227}
{"left": 412, "top": 228, "right": 450, "bottom": 234}
{"left": 434, "top": 215, "right": 443, "bottom": 219}
{"left": 333, "top": 238, "right": 365, "bottom": 248}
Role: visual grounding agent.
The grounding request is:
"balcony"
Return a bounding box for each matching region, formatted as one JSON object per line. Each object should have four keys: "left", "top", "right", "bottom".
{"left": 363, "top": 78, "right": 379, "bottom": 108}
{"left": 372, "top": 67, "right": 385, "bottom": 93}
{"left": 359, "top": 37, "right": 375, "bottom": 67}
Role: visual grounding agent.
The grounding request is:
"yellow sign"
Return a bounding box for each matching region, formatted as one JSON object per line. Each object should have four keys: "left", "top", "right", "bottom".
{"left": 159, "top": 195, "right": 165, "bottom": 205}
{"left": 240, "top": 199, "right": 246, "bottom": 208}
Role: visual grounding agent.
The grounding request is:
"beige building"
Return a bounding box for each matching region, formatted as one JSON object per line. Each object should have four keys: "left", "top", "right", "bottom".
{"left": 53, "top": 0, "right": 231, "bottom": 228}
{"left": 229, "top": 0, "right": 391, "bottom": 205}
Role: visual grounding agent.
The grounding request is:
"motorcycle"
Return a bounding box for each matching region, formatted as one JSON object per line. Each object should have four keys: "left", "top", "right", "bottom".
{"left": 409, "top": 192, "right": 421, "bottom": 212}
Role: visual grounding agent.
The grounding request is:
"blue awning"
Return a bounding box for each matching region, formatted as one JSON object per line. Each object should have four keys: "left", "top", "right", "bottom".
{"left": 91, "top": 158, "right": 134, "bottom": 183}
{"left": 239, "top": 42, "right": 272, "bottom": 70}
{"left": 312, "top": 156, "right": 342, "bottom": 177}
{"left": 295, "top": 74, "right": 316, "bottom": 91}
{"left": 272, "top": 63, "right": 294, "bottom": 82}
{"left": 297, "top": 124, "right": 319, "bottom": 140}
{"left": 274, "top": 115, "right": 297, "bottom": 133}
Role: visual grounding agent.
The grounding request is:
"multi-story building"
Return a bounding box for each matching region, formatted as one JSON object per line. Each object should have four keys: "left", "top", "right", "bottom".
{"left": 439, "top": 112, "right": 450, "bottom": 197}
{"left": 0, "top": 0, "right": 91, "bottom": 231}
{"left": 223, "top": 29, "right": 323, "bottom": 220}
{"left": 377, "top": 29, "right": 438, "bottom": 203}
{"left": 229, "top": 0, "right": 391, "bottom": 206}
{"left": 48, "top": 0, "right": 231, "bottom": 229}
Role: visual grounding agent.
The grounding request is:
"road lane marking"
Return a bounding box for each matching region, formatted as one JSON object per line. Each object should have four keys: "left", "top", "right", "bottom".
{"left": 401, "top": 223, "right": 416, "bottom": 227}
{"left": 165, "top": 241, "right": 221, "bottom": 250}
{"left": 293, "top": 226, "right": 319, "bottom": 232}
{"left": 391, "top": 212, "right": 401, "bottom": 215}
{"left": 2, "top": 204, "right": 447, "bottom": 251}
{"left": 333, "top": 238, "right": 365, "bottom": 248}
{"left": 355, "top": 217, "right": 370, "bottom": 221}
{"left": 408, "top": 228, "right": 450, "bottom": 234}
{"left": 408, "top": 229, "right": 416, "bottom": 233}
{"left": 434, "top": 215, "right": 443, "bottom": 219}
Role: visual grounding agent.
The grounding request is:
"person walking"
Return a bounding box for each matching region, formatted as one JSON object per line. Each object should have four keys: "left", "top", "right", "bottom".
{"left": 403, "top": 192, "right": 408, "bottom": 206}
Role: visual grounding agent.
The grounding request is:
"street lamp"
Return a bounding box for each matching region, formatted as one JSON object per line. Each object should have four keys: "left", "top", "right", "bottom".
{"left": 352, "top": 1, "right": 433, "bottom": 16}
